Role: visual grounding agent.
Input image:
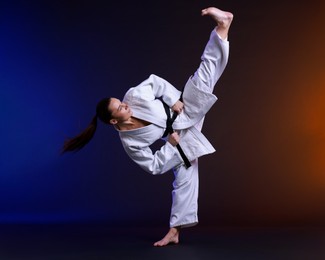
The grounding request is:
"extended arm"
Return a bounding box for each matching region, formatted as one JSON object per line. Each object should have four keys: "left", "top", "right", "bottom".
{"left": 123, "top": 140, "right": 183, "bottom": 175}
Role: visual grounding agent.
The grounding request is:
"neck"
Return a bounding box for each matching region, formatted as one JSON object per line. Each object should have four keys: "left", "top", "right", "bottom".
{"left": 116, "top": 117, "right": 150, "bottom": 131}
{"left": 116, "top": 118, "right": 135, "bottom": 130}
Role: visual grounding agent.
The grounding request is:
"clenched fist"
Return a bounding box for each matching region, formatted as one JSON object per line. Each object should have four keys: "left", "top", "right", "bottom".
{"left": 171, "top": 100, "right": 184, "bottom": 114}
{"left": 168, "top": 132, "right": 180, "bottom": 146}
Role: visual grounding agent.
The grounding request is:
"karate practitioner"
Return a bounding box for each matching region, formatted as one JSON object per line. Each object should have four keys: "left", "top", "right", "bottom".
{"left": 62, "top": 7, "right": 233, "bottom": 246}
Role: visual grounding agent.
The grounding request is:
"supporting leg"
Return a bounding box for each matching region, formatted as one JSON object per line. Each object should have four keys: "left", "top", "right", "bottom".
{"left": 153, "top": 159, "right": 199, "bottom": 247}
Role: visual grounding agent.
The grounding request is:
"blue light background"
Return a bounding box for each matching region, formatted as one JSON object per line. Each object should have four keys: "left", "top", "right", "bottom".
{"left": 0, "top": 1, "right": 198, "bottom": 224}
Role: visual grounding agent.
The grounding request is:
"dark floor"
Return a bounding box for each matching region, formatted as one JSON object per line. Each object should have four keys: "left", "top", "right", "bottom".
{"left": 0, "top": 223, "right": 324, "bottom": 260}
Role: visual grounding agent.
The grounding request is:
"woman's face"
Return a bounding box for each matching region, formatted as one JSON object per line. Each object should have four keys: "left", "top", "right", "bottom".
{"left": 108, "top": 98, "right": 133, "bottom": 124}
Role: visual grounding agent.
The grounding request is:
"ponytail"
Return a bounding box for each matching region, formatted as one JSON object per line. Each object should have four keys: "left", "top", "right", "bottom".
{"left": 62, "top": 97, "right": 112, "bottom": 154}
{"left": 62, "top": 115, "right": 98, "bottom": 153}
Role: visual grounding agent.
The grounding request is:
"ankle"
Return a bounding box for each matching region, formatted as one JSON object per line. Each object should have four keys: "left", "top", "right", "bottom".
{"left": 170, "top": 227, "right": 180, "bottom": 235}
{"left": 218, "top": 13, "right": 233, "bottom": 28}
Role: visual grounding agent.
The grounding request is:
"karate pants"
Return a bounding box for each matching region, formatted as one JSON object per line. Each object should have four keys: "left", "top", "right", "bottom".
{"left": 169, "top": 28, "right": 229, "bottom": 228}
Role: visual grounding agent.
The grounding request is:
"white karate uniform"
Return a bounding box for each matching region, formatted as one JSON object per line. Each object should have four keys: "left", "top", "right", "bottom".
{"left": 116, "top": 29, "right": 229, "bottom": 227}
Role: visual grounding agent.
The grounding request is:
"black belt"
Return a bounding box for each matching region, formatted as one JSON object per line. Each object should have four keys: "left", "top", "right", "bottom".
{"left": 161, "top": 101, "right": 191, "bottom": 169}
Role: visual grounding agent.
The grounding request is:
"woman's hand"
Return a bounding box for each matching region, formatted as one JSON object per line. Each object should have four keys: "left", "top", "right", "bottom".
{"left": 171, "top": 100, "right": 184, "bottom": 114}
{"left": 168, "top": 132, "right": 180, "bottom": 146}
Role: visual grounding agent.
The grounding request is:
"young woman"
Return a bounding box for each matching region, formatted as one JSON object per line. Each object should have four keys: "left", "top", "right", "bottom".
{"left": 63, "top": 7, "right": 233, "bottom": 246}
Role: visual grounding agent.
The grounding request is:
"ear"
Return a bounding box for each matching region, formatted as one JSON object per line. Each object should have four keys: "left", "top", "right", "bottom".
{"left": 109, "top": 118, "right": 118, "bottom": 125}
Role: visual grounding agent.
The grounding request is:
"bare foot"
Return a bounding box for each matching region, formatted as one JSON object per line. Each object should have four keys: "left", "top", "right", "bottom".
{"left": 153, "top": 227, "right": 180, "bottom": 247}
{"left": 201, "top": 7, "right": 234, "bottom": 39}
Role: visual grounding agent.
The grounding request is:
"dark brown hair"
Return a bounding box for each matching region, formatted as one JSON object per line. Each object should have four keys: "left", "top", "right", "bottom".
{"left": 62, "top": 98, "right": 112, "bottom": 153}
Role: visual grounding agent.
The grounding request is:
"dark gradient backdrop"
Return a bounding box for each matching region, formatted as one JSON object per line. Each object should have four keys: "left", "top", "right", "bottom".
{"left": 1, "top": 0, "right": 324, "bottom": 227}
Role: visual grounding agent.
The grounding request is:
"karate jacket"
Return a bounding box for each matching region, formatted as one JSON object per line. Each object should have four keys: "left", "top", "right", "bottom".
{"left": 116, "top": 74, "right": 217, "bottom": 175}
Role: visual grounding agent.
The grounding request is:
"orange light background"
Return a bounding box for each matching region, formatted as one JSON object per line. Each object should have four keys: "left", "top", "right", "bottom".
{"left": 199, "top": 1, "right": 325, "bottom": 226}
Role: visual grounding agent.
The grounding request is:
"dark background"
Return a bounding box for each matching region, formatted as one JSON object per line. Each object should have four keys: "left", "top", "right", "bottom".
{"left": 1, "top": 0, "right": 324, "bottom": 228}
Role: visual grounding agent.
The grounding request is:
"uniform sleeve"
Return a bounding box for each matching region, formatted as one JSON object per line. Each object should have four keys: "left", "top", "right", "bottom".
{"left": 122, "top": 141, "right": 184, "bottom": 175}
{"left": 124, "top": 74, "right": 182, "bottom": 107}
{"left": 149, "top": 74, "right": 181, "bottom": 107}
